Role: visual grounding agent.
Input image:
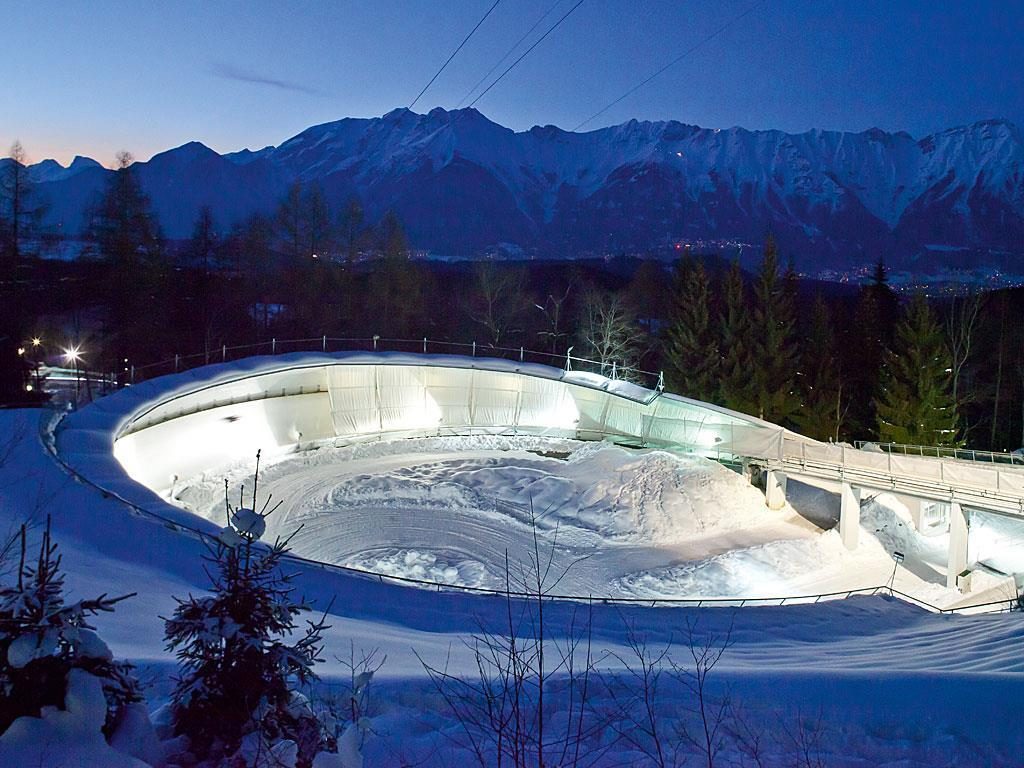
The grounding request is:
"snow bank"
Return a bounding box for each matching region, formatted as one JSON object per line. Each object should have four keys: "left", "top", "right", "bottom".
{"left": 0, "top": 670, "right": 149, "bottom": 768}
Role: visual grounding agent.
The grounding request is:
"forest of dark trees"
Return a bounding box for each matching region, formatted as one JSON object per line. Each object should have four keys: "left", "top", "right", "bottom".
{"left": 3, "top": 147, "right": 1024, "bottom": 452}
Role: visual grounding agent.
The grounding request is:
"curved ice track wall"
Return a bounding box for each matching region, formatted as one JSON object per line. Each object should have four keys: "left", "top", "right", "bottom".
{"left": 51, "top": 351, "right": 1024, "bottom": 610}
{"left": 57, "top": 352, "right": 786, "bottom": 508}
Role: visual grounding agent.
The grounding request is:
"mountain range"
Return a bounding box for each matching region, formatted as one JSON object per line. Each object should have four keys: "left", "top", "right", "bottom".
{"left": 17, "top": 108, "right": 1024, "bottom": 269}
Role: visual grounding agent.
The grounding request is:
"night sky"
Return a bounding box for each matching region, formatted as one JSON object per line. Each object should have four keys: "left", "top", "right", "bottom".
{"left": 4, "top": 0, "right": 1023, "bottom": 165}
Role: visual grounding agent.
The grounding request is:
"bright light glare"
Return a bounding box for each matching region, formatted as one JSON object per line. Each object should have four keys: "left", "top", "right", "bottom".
{"left": 63, "top": 345, "right": 83, "bottom": 364}
{"left": 695, "top": 429, "right": 723, "bottom": 448}
{"left": 31, "top": 337, "right": 41, "bottom": 347}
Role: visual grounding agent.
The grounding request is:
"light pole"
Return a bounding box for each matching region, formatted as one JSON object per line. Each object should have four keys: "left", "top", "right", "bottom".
{"left": 63, "top": 345, "right": 82, "bottom": 403}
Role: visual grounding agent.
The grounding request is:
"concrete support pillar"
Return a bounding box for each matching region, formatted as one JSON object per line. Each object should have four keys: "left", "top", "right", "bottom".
{"left": 839, "top": 482, "right": 861, "bottom": 550}
{"left": 947, "top": 501, "right": 969, "bottom": 590}
{"left": 765, "top": 469, "right": 787, "bottom": 510}
{"left": 900, "top": 495, "right": 923, "bottom": 533}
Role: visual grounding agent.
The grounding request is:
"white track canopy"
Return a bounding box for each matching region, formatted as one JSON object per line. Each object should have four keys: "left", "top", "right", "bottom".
{"left": 100, "top": 354, "right": 786, "bottom": 497}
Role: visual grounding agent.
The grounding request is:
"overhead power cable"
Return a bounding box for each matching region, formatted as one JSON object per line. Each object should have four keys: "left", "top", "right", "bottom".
{"left": 571, "top": 0, "right": 765, "bottom": 132}
{"left": 468, "top": 0, "right": 587, "bottom": 109}
{"left": 409, "top": 0, "right": 502, "bottom": 111}
{"left": 457, "top": 0, "right": 563, "bottom": 108}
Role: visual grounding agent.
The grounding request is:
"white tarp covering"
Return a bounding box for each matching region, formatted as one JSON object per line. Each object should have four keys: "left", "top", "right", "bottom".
{"left": 101, "top": 355, "right": 792, "bottom": 505}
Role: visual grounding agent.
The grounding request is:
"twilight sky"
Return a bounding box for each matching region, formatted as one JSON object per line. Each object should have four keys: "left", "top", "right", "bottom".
{"left": 3, "top": 0, "right": 1023, "bottom": 166}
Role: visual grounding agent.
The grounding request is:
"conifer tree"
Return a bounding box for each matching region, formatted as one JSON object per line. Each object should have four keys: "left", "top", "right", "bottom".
{"left": 183, "top": 206, "right": 220, "bottom": 358}
{"left": 875, "top": 293, "right": 960, "bottom": 446}
{"left": 0, "top": 141, "right": 47, "bottom": 267}
{"left": 338, "top": 196, "right": 365, "bottom": 265}
{"left": 847, "top": 258, "right": 899, "bottom": 436}
{"left": 717, "top": 258, "right": 755, "bottom": 412}
{"left": 372, "top": 210, "right": 423, "bottom": 337}
{"left": 749, "top": 236, "right": 798, "bottom": 422}
{"left": 164, "top": 455, "right": 329, "bottom": 766}
{"left": 0, "top": 519, "right": 140, "bottom": 736}
{"left": 277, "top": 180, "right": 306, "bottom": 261}
{"left": 665, "top": 254, "right": 717, "bottom": 401}
{"left": 795, "top": 294, "right": 845, "bottom": 441}
{"left": 87, "top": 152, "right": 163, "bottom": 266}
{"left": 86, "top": 151, "right": 167, "bottom": 368}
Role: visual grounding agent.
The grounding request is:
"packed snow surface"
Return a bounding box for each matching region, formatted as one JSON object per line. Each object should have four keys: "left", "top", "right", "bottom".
{"left": 172, "top": 436, "right": 977, "bottom": 605}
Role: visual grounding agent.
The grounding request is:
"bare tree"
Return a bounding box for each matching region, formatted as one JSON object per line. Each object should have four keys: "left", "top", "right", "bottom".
{"left": 467, "top": 262, "right": 530, "bottom": 347}
{"left": 669, "top": 616, "right": 734, "bottom": 768}
{"left": 601, "top": 624, "right": 680, "bottom": 768}
{"left": 577, "top": 289, "right": 641, "bottom": 378}
{"left": 944, "top": 288, "right": 983, "bottom": 419}
{"left": 725, "top": 703, "right": 769, "bottom": 768}
{"left": 535, "top": 282, "right": 574, "bottom": 355}
{"left": 776, "top": 708, "right": 827, "bottom": 768}
{"left": 418, "top": 505, "right": 609, "bottom": 768}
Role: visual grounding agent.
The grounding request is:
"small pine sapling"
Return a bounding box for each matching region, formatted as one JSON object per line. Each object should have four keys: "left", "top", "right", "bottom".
{"left": 163, "top": 450, "right": 332, "bottom": 767}
{"left": 0, "top": 517, "right": 140, "bottom": 737}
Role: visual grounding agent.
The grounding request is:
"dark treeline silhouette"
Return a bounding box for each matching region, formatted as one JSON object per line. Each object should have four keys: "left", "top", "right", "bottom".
{"left": 3, "top": 147, "right": 1024, "bottom": 451}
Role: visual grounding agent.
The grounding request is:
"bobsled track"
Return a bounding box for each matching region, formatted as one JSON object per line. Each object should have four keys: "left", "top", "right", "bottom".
{"left": 50, "top": 349, "right": 1024, "bottom": 613}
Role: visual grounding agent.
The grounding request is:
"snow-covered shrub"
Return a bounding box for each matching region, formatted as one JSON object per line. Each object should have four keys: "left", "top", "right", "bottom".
{"left": 0, "top": 518, "right": 142, "bottom": 738}
{"left": 313, "top": 643, "right": 385, "bottom": 768}
{"left": 164, "top": 454, "right": 330, "bottom": 767}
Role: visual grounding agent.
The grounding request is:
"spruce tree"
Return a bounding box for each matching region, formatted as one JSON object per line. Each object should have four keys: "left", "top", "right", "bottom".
{"left": 749, "top": 236, "right": 798, "bottom": 422}
{"left": 86, "top": 151, "right": 167, "bottom": 369}
{"left": 87, "top": 152, "right": 163, "bottom": 267}
{"left": 717, "top": 258, "right": 756, "bottom": 413}
{"left": 847, "top": 258, "right": 900, "bottom": 437}
{"left": 665, "top": 254, "right": 717, "bottom": 401}
{"left": 795, "top": 294, "right": 844, "bottom": 441}
{"left": 277, "top": 180, "right": 306, "bottom": 261}
{"left": 0, "top": 519, "right": 140, "bottom": 737}
{"left": 875, "top": 294, "right": 960, "bottom": 446}
{"left": 164, "top": 456, "right": 329, "bottom": 766}
{"left": 372, "top": 210, "right": 423, "bottom": 337}
{"left": 338, "top": 196, "right": 365, "bottom": 265}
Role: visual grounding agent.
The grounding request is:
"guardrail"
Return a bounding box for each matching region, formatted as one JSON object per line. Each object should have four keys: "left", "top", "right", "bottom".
{"left": 855, "top": 441, "right": 1024, "bottom": 466}
{"left": 773, "top": 440, "right": 1024, "bottom": 518}
{"left": 40, "top": 409, "right": 1019, "bottom": 615}
{"left": 120, "top": 336, "right": 665, "bottom": 394}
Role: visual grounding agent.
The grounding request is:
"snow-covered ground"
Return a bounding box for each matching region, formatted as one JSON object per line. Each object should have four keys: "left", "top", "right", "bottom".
{"left": 174, "top": 435, "right": 990, "bottom": 608}
{"left": 1, "top": 410, "right": 1023, "bottom": 766}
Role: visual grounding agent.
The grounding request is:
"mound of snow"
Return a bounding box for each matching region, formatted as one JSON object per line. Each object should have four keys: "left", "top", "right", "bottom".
{"left": 619, "top": 532, "right": 847, "bottom": 598}
{"left": 343, "top": 548, "right": 495, "bottom": 588}
{"left": 0, "top": 670, "right": 149, "bottom": 768}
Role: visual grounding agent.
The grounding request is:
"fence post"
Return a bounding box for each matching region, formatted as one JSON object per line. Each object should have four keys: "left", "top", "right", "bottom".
{"left": 611, "top": 361, "right": 617, "bottom": 380}
{"left": 423, "top": 337, "right": 427, "bottom": 354}
{"left": 222, "top": 344, "right": 226, "bottom": 362}
{"left": 322, "top": 335, "right": 327, "bottom": 352}
{"left": 657, "top": 371, "right": 664, "bottom": 391}
{"left": 520, "top": 346, "right": 524, "bottom": 362}
{"left": 272, "top": 338, "right": 276, "bottom": 354}
{"left": 174, "top": 354, "right": 179, "bottom": 372}
{"left": 130, "top": 365, "right": 135, "bottom": 383}
{"left": 373, "top": 335, "right": 379, "bottom": 351}
{"left": 472, "top": 341, "right": 476, "bottom": 357}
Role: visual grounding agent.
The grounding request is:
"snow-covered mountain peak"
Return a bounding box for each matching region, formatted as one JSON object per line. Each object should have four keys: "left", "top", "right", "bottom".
{"left": 27, "top": 155, "right": 103, "bottom": 183}
{"left": 27, "top": 111, "right": 1024, "bottom": 267}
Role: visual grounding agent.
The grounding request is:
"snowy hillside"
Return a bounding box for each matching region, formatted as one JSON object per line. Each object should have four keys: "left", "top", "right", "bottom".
{"left": 30, "top": 109, "right": 1024, "bottom": 268}
{"left": 1, "top": 410, "right": 1024, "bottom": 765}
